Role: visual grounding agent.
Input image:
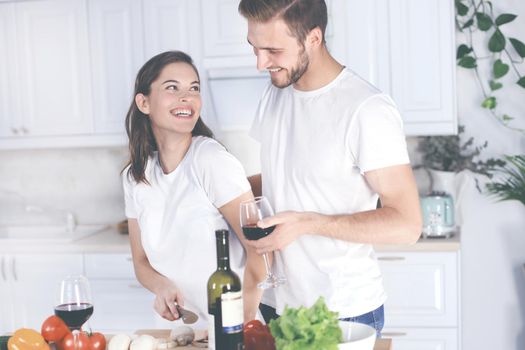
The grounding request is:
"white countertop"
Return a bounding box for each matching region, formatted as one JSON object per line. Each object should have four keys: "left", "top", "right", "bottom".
{"left": 0, "top": 226, "right": 460, "bottom": 254}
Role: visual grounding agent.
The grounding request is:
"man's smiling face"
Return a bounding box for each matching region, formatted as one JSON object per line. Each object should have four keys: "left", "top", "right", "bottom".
{"left": 247, "top": 18, "right": 310, "bottom": 89}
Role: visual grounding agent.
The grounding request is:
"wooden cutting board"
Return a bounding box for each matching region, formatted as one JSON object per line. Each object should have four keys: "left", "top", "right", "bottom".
{"left": 134, "top": 329, "right": 392, "bottom": 350}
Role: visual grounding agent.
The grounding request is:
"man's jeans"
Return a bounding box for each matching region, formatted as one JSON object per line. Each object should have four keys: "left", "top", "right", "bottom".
{"left": 339, "top": 305, "right": 385, "bottom": 337}
{"left": 259, "top": 304, "right": 385, "bottom": 337}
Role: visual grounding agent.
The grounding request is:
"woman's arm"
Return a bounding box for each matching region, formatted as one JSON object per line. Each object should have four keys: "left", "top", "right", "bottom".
{"left": 218, "top": 191, "right": 266, "bottom": 322}
{"left": 128, "top": 218, "right": 183, "bottom": 321}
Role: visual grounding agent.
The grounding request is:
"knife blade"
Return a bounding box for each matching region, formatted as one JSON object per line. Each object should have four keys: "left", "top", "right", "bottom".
{"left": 176, "top": 304, "right": 198, "bottom": 324}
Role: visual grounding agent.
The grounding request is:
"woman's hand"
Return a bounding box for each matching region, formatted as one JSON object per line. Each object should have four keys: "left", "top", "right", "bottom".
{"left": 153, "top": 281, "right": 185, "bottom": 321}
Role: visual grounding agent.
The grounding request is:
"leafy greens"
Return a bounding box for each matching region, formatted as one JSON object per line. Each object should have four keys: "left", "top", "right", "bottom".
{"left": 268, "top": 297, "right": 342, "bottom": 350}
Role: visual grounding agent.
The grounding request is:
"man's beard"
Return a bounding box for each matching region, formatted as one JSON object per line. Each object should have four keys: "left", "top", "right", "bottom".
{"left": 271, "top": 48, "right": 309, "bottom": 89}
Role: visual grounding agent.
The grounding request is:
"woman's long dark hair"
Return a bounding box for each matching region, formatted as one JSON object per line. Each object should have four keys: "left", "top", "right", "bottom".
{"left": 123, "top": 51, "right": 214, "bottom": 184}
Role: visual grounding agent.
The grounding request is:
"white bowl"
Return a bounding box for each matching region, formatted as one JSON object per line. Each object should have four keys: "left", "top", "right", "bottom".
{"left": 337, "top": 321, "right": 376, "bottom": 350}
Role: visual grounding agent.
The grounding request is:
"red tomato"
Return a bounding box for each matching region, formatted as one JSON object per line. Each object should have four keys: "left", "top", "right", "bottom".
{"left": 62, "top": 332, "right": 90, "bottom": 350}
{"left": 244, "top": 324, "right": 275, "bottom": 350}
{"left": 41, "top": 315, "right": 70, "bottom": 342}
{"left": 88, "top": 332, "right": 106, "bottom": 350}
{"left": 245, "top": 320, "right": 265, "bottom": 331}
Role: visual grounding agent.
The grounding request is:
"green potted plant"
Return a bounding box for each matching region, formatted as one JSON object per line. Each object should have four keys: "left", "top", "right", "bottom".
{"left": 485, "top": 155, "right": 525, "bottom": 279}
{"left": 486, "top": 155, "right": 525, "bottom": 205}
{"left": 416, "top": 125, "right": 505, "bottom": 194}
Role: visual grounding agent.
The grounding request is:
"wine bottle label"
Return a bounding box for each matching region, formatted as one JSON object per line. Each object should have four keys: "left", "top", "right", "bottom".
{"left": 208, "top": 313, "right": 215, "bottom": 350}
{"left": 220, "top": 291, "right": 243, "bottom": 334}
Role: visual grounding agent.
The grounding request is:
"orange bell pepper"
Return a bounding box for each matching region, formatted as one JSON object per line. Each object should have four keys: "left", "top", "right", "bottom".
{"left": 7, "top": 329, "right": 50, "bottom": 350}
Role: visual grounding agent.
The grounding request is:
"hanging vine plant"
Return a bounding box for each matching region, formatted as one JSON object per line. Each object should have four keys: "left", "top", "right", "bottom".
{"left": 455, "top": 0, "right": 525, "bottom": 132}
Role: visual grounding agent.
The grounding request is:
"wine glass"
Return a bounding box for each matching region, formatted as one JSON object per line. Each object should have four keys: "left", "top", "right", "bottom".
{"left": 55, "top": 274, "right": 94, "bottom": 331}
{"left": 240, "top": 196, "right": 286, "bottom": 289}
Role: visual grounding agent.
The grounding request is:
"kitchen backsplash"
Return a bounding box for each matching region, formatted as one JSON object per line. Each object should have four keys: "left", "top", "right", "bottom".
{"left": 0, "top": 137, "right": 422, "bottom": 226}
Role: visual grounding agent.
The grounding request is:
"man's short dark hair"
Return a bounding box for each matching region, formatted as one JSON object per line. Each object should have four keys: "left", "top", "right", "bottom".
{"left": 238, "top": 0, "right": 328, "bottom": 45}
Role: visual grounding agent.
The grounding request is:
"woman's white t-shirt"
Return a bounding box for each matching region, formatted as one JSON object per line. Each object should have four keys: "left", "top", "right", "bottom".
{"left": 122, "top": 136, "right": 251, "bottom": 326}
{"left": 251, "top": 68, "right": 410, "bottom": 317}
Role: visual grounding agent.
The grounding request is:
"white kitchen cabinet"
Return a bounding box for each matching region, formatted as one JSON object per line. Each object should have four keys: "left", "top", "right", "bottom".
{"left": 329, "top": 0, "right": 457, "bottom": 136}
{"left": 0, "top": 0, "right": 93, "bottom": 146}
{"left": 201, "top": 0, "right": 249, "bottom": 58}
{"left": 0, "top": 253, "right": 83, "bottom": 334}
{"left": 87, "top": 0, "right": 144, "bottom": 135}
{"left": 0, "top": 255, "right": 16, "bottom": 333}
{"left": 378, "top": 251, "right": 460, "bottom": 350}
{"left": 84, "top": 253, "right": 157, "bottom": 332}
{"left": 142, "top": 0, "right": 193, "bottom": 58}
{"left": 382, "top": 328, "right": 458, "bottom": 350}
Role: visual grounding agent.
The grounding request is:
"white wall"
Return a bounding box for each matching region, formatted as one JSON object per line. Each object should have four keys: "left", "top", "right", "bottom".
{"left": 0, "top": 147, "right": 128, "bottom": 226}
{"left": 455, "top": 0, "right": 525, "bottom": 349}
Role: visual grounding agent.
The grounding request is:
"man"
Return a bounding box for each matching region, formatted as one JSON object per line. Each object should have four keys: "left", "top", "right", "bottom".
{"left": 238, "top": 0, "right": 422, "bottom": 335}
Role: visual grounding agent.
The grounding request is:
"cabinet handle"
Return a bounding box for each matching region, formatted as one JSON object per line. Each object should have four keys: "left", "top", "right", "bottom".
{"left": 12, "top": 258, "right": 17, "bottom": 281}
{"left": 377, "top": 256, "right": 406, "bottom": 261}
{"left": 1, "top": 257, "right": 6, "bottom": 281}
{"left": 381, "top": 332, "right": 407, "bottom": 337}
{"left": 126, "top": 257, "right": 133, "bottom": 262}
{"left": 11, "top": 128, "right": 19, "bottom": 135}
{"left": 128, "top": 283, "right": 143, "bottom": 289}
{"left": 21, "top": 127, "right": 29, "bottom": 134}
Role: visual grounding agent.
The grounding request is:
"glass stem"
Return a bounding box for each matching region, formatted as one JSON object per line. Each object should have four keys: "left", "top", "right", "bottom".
{"left": 262, "top": 253, "right": 273, "bottom": 277}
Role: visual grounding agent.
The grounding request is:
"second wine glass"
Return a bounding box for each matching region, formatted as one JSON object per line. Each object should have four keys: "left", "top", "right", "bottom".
{"left": 55, "top": 274, "right": 94, "bottom": 331}
{"left": 240, "top": 196, "right": 286, "bottom": 289}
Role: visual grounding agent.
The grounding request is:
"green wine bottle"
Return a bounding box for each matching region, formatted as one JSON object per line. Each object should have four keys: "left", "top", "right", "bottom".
{"left": 207, "top": 230, "right": 244, "bottom": 350}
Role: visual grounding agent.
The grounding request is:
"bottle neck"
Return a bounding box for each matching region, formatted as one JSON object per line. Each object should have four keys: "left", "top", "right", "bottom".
{"left": 216, "top": 230, "right": 230, "bottom": 270}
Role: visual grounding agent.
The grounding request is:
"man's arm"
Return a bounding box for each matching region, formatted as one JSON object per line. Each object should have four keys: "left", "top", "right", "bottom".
{"left": 247, "top": 174, "right": 262, "bottom": 197}
{"left": 248, "top": 164, "right": 422, "bottom": 253}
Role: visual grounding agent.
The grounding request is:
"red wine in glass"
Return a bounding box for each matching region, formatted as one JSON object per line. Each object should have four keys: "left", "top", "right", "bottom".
{"left": 242, "top": 224, "right": 276, "bottom": 240}
{"left": 54, "top": 303, "right": 94, "bottom": 331}
{"left": 240, "top": 196, "right": 286, "bottom": 289}
{"left": 56, "top": 275, "right": 93, "bottom": 331}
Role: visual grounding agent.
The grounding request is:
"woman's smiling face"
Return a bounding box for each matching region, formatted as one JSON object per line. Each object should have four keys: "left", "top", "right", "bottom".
{"left": 136, "top": 61, "right": 202, "bottom": 136}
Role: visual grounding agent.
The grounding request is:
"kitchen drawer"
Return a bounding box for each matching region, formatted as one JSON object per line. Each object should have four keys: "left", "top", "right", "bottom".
{"left": 84, "top": 253, "right": 136, "bottom": 279}
{"left": 378, "top": 251, "right": 459, "bottom": 327}
{"left": 382, "top": 327, "right": 458, "bottom": 350}
{"left": 89, "top": 280, "right": 156, "bottom": 332}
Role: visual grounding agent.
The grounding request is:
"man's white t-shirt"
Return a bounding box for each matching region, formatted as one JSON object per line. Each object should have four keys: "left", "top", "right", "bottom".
{"left": 122, "top": 136, "right": 251, "bottom": 326}
{"left": 250, "top": 68, "right": 410, "bottom": 318}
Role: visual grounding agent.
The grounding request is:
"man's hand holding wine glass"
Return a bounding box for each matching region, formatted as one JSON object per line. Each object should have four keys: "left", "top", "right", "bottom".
{"left": 247, "top": 211, "right": 324, "bottom": 254}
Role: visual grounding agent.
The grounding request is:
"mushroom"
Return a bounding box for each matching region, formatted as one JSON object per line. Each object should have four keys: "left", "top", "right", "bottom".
{"left": 130, "top": 334, "right": 158, "bottom": 350}
{"left": 107, "top": 334, "right": 132, "bottom": 350}
{"left": 170, "top": 326, "right": 195, "bottom": 346}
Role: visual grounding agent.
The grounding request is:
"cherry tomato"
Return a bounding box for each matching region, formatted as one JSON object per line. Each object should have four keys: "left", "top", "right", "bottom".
{"left": 62, "top": 332, "right": 90, "bottom": 350}
{"left": 88, "top": 332, "right": 106, "bottom": 350}
{"left": 41, "top": 315, "right": 70, "bottom": 342}
{"left": 245, "top": 320, "right": 265, "bottom": 331}
{"left": 244, "top": 323, "right": 275, "bottom": 350}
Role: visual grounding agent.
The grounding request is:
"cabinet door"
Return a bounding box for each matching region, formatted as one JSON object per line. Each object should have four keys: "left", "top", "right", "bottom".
{"left": 89, "top": 280, "right": 156, "bottom": 332}
{"left": 387, "top": 0, "right": 457, "bottom": 135}
{"left": 0, "top": 3, "right": 17, "bottom": 138}
{"left": 88, "top": 0, "right": 144, "bottom": 134}
{"left": 377, "top": 251, "right": 459, "bottom": 327}
{"left": 85, "top": 254, "right": 156, "bottom": 331}
{"left": 14, "top": 0, "right": 93, "bottom": 137}
{"left": 142, "top": 0, "right": 192, "bottom": 58}
{"left": 201, "top": 0, "right": 251, "bottom": 58}
{"left": 382, "top": 328, "right": 458, "bottom": 350}
{"left": 0, "top": 256, "right": 15, "bottom": 334}
{"left": 11, "top": 254, "right": 84, "bottom": 330}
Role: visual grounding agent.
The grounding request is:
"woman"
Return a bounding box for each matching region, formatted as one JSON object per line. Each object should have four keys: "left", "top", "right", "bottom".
{"left": 122, "top": 51, "right": 265, "bottom": 326}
